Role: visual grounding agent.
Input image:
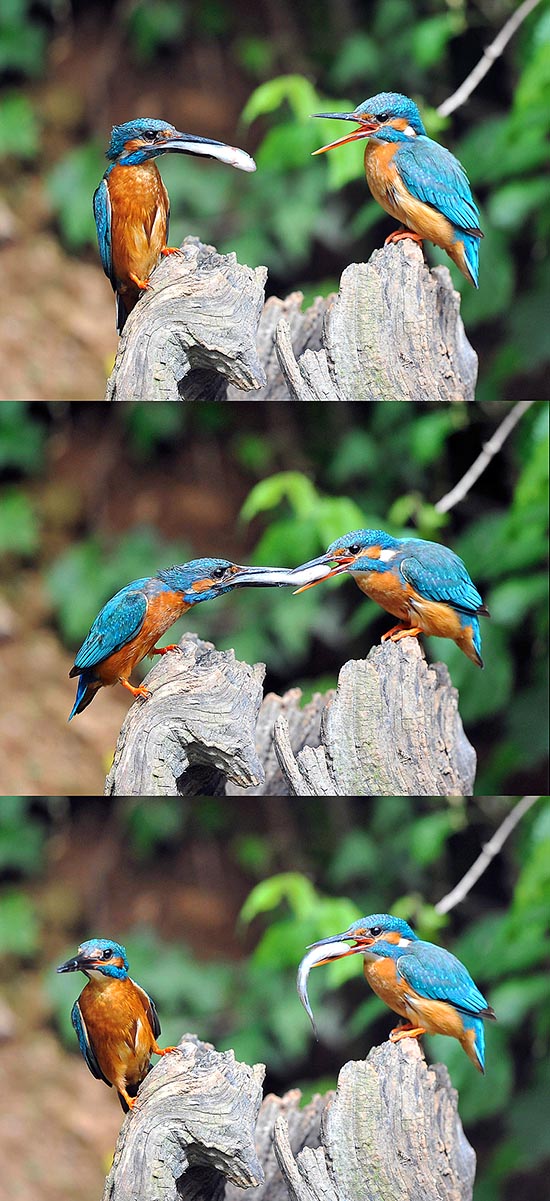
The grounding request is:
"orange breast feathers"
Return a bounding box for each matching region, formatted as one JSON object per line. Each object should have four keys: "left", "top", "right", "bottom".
{"left": 363, "top": 956, "right": 410, "bottom": 1021}
{"left": 78, "top": 977, "right": 158, "bottom": 1090}
{"left": 108, "top": 161, "right": 170, "bottom": 292}
{"left": 96, "top": 590, "right": 191, "bottom": 687}
{"left": 364, "top": 141, "right": 455, "bottom": 250}
{"left": 363, "top": 957, "right": 468, "bottom": 1040}
{"left": 353, "top": 567, "right": 413, "bottom": 623}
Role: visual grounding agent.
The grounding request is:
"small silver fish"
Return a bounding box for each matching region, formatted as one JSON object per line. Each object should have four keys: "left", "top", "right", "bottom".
{"left": 297, "top": 942, "right": 354, "bottom": 1038}
{"left": 230, "top": 562, "right": 332, "bottom": 589}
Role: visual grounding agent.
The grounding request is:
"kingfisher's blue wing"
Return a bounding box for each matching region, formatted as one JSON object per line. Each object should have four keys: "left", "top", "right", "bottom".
{"left": 395, "top": 136, "right": 482, "bottom": 235}
{"left": 395, "top": 942, "right": 492, "bottom": 1019}
{"left": 132, "top": 979, "right": 161, "bottom": 1039}
{"left": 399, "top": 541, "right": 484, "bottom": 615}
{"left": 72, "top": 582, "right": 149, "bottom": 673}
{"left": 93, "top": 176, "right": 114, "bottom": 285}
{"left": 71, "top": 1000, "right": 112, "bottom": 1086}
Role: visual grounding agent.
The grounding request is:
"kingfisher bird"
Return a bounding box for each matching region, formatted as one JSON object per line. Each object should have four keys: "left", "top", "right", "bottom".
{"left": 313, "top": 91, "right": 482, "bottom": 286}
{"left": 68, "top": 557, "right": 280, "bottom": 719}
{"left": 290, "top": 528, "right": 489, "bottom": 667}
{"left": 94, "top": 117, "right": 256, "bottom": 331}
{"left": 298, "top": 913, "right": 496, "bottom": 1072}
{"left": 57, "top": 937, "right": 177, "bottom": 1110}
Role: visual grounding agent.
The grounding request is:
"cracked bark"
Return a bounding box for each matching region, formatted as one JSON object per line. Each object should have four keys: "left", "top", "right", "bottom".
{"left": 105, "top": 633, "right": 475, "bottom": 797}
{"left": 106, "top": 237, "right": 477, "bottom": 402}
{"left": 103, "top": 1035, "right": 475, "bottom": 1201}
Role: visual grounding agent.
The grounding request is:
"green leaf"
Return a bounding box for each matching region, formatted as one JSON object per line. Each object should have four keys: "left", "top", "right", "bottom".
{"left": 0, "top": 402, "right": 45, "bottom": 472}
{"left": 0, "top": 489, "right": 39, "bottom": 556}
{"left": 47, "top": 143, "right": 103, "bottom": 248}
{"left": 0, "top": 92, "right": 39, "bottom": 159}
{"left": 488, "top": 177, "right": 550, "bottom": 232}
{"left": 487, "top": 573, "right": 548, "bottom": 627}
{"left": 489, "top": 974, "right": 549, "bottom": 1028}
{"left": 242, "top": 75, "right": 321, "bottom": 125}
{"left": 241, "top": 472, "right": 319, "bottom": 522}
{"left": 0, "top": 891, "right": 39, "bottom": 956}
{"left": 411, "top": 13, "right": 459, "bottom": 69}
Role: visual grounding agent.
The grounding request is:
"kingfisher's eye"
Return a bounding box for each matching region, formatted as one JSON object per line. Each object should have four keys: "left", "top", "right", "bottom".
{"left": 347, "top": 543, "right": 361, "bottom": 554}
{"left": 376, "top": 112, "right": 390, "bottom": 122}
{"left": 368, "top": 926, "right": 382, "bottom": 936}
{"left": 102, "top": 948, "right": 113, "bottom": 959}
{"left": 211, "top": 566, "right": 226, "bottom": 580}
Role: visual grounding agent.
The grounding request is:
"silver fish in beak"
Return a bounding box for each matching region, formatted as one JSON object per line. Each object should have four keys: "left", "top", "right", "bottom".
{"left": 228, "top": 562, "right": 333, "bottom": 589}
{"left": 297, "top": 931, "right": 370, "bottom": 1037}
{"left": 156, "top": 131, "right": 256, "bottom": 172}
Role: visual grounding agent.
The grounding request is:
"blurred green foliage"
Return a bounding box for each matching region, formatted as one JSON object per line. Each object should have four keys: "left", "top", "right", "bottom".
{"left": 1, "top": 0, "right": 547, "bottom": 395}
{"left": 0, "top": 797, "right": 545, "bottom": 1201}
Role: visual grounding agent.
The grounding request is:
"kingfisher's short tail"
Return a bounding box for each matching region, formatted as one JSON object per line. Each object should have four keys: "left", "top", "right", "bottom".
{"left": 68, "top": 671, "right": 101, "bottom": 720}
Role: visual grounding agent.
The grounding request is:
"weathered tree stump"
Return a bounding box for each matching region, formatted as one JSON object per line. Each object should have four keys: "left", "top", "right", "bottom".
{"left": 104, "top": 632, "right": 475, "bottom": 797}
{"left": 101, "top": 1034, "right": 265, "bottom": 1201}
{"left": 106, "top": 237, "right": 267, "bottom": 402}
{"left": 106, "top": 236, "right": 477, "bottom": 401}
{"left": 103, "top": 1035, "right": 475, "bottom": 1201}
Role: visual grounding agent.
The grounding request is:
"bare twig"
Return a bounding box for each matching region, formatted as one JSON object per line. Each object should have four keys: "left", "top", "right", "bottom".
{"left": 438, "top": 0, "right": 542, "bottom": 118}
{"left": 436, "top": 796, "right": 542, "bottom": 914}
{"left": 435, "top": 400, "right": 534, "bottom": 514}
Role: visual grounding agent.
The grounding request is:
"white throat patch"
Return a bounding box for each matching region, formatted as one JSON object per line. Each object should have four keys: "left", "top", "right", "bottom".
{"left": 379, "top": 548, "right": 397, "bottom": 561}
{"left": 403, "top": 125, "right": 417, "bottom": 137}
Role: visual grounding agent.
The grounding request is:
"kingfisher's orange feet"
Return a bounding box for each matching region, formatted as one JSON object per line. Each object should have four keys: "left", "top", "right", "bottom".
{"left": 152, "top": 1041, "right": 178, "bottom": 1056}
{"left": 385, "top": 228, "right": 424, "bottom": 246}
{"left": 129, "top": 271, "right": 151, "bottom": 291}
{"left": 389, "top": 1023, "right": 426, "bottom": 1042}
{"left": 389, "top": 626, "right": 423, "bottom": 643}
{"left": 161, "top": 246, "right": 181, "bottom": 256}
{"left": 381, "top": 623, "right": 408, "bottom": 640}
{"left": 149, "top": 644, "right": 180, "bottom": 656}
{"left": 119, "top": 679, "right": 151, "bottom": 701}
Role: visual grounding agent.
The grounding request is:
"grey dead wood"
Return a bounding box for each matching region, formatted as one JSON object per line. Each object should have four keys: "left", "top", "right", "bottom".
{"left": 106, "top": 237, "right": 267, "bottom": 401}
{"left": 101, "top": 1034, "right": 265, "bottom": 1201}
{"left": 104, "top": 633, "right": 474, "bottom": 797}
{"left": 271, "top": 1040, "right": 476, "bottom": 1201}
{"left": 226, "top": 688, "right": 330, "bottom": 797}
{"left": 105, "top": 237, "right": 477, "bottom": 402}
{"left": 101, "top": 1036, "right": 474, "bottom": 1201}
{"left": 104, "top": 632, "right": 265, "bottom": 796}
{"left": 273, "top": 637, "right": 476, "bottom": 797}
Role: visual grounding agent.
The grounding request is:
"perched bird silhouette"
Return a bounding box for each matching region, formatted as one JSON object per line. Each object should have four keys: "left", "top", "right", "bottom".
{"left": 68, "top": 557, "right": 278, "bottom": 719}
{"left": 290, "top": 528, "right": 489, "bottom": 666}
{"left": 313, "top": 91, "right": 482, "bottom": 286}
{"left": 298, "top": 913, "right": 496, "bottom": 1072}
{"left": 57, "top": 938, "right": 177, "bottom": 1110}
{"left": 93, "top": 117, "right": 256, "bottom": 330}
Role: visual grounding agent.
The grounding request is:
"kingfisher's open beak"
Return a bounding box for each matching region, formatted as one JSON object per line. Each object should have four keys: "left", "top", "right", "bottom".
{"left": 156, "top": 131, "right": 256, "bottom": 172}
{"left": 290, "top": 551, "right": 357, "bottom": 594}
{"left": 312, "top": 112, "right": 379, "bottom": 155}
{"left": 305, "top": 929, "right": 375, "bottom": 965}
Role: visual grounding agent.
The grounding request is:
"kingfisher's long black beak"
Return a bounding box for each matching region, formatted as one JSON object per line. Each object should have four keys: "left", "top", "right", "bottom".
{"left": 307, "top": 930, "right": 374, "bottom": 956}
{"left": 312, "top": 112, "right": 378, "bottom": 155}
{"left": 56, "top": 951, "right": 99, "bottom": 973}
{"left": 157, "top": 131, "right": 256, "bottom": 171}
